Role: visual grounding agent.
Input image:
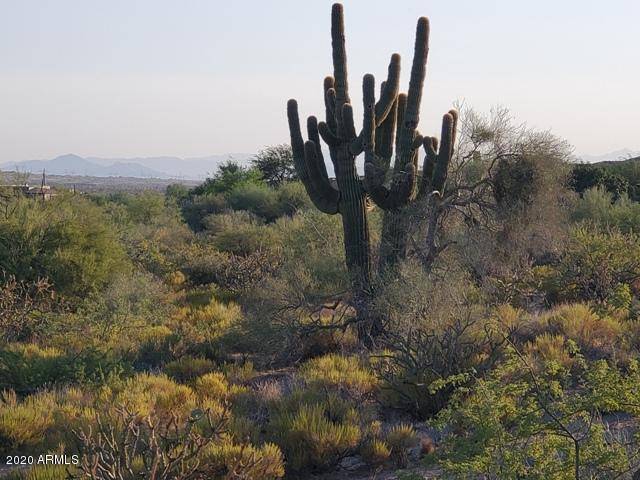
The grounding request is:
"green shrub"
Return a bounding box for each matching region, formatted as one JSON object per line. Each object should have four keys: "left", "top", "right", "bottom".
{"left": 275, "top": 181, "right": 311, "bottom": 215}
{"left": 433, "top": 353, "right": 638, "bottom": 479}
{"left": 0, "top": 388, "right": 94, "bottom": 455}
{"left": 181, "top": 193, "right": 228, "bottom": 231}
{"left": 165, "top": 356, "right": 217, "bottom": 383}
{"left": 191, "top": 160, "right": 264, "bottom": 197}
{"left": 0, "top": 194, "right": 129, "bottom": 297}
{"left": 571, "top": 187, "right": 640, "bottom": 233}
{"left": 360, "top": 438, "right": 391, "bottom": 466}
{"left": 300, "top": 354, "right": 377, "bottom": 398}
{"left": 212, "top": 223, "right": 279, "bottom": 256}
{"left": 0, "top": 343, "right": 121, "bottom": 394}
{"left": 386, "top": 423, "right": 419, "bottom": 468}
{"left": 200, "top": 441, "right": 285, "bottom": 479}
{"left": 169, "top": 298, "right": 243, "bottom": 358}
{"left": 542, "top": 303, "right": 624, "bottom": 360}
{"left": 550, "top": 227, "right": 640, "bottom": 311}
{"left": 371, "top": 262, "right": 496, "bottom": 418}
{"left": 227, "top": 183, "right": 281, "bottom": 221}
{"left": 270, "top": 401, "right": 361, "bottom": 472}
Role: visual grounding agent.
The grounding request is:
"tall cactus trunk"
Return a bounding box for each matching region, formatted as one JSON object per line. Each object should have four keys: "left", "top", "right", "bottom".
{"left": 335, "top": 149, "right": 372, "bottom": 290}
{"left": 379, "top": 209, "right": 409, "bottom": 272}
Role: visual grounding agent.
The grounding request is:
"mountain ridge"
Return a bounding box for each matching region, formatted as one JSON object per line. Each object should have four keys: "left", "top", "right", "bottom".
{"left": 0, "top": 153, "right": 253, "bottom": 180}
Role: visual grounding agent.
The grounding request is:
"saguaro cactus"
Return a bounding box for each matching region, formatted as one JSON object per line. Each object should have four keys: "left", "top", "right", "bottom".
{"left": 369, "top": 106, "right": 459, "bottom": 270}
{"left": 287, "top": 3, "right": 457, "bottom": 337}
{"left": 287, "top": 3, "right": 401, "bottom": 293}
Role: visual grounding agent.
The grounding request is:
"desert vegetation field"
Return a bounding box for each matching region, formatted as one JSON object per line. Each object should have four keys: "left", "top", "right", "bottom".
{"left": 2, "top": 3, "right": 640, "bottom": 480}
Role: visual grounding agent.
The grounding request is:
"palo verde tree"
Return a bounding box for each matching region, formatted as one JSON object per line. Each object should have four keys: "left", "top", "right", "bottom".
{"left": 287, "top": 3, "right": 457, "bottom": 339}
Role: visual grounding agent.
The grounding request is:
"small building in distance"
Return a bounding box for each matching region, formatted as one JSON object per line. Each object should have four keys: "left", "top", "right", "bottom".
{"left": 0, "top": 170, "right": 58, "bottom": 201}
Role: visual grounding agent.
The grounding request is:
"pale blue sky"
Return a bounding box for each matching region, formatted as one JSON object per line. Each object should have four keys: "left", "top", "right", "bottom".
{"left": 0, "top": 0, "right": 638, "bottom": 162}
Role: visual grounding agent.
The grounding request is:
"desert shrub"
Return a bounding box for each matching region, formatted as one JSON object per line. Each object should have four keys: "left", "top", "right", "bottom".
{"left": 227, "top": 183, "right": 281, "bottom": 221}
{"left": 120, "top": 209, "right": 195, "bottom": 278}
{"left": 270, "top": 401, "right": 361, "bottom": 472}
{"left": 0, "top": 389, "right": 56, "bottom": 453}
{"left": 165, "top": 356, "right": 217, "bottom": 383}
{"left": 100, "top": 373, "right": 197, "bottom": 422}
{"left": 181, "top": 246, "right": 231, "bottom": 285}
{"left": 299, "top": 354, "right": 377, "bottom": 398}
{"left": 360, "top": 438, "right": 391, "bottom": 467}
{"left": 133, "top": 324, "right": 174, "bottom": 368}
{"left": 194, "top": 372, "right": 236, "bottom": 401}
{"left": 371, "top": 262, "right": 502, "bottom": 418}
{"left": 165, "top": 183, "right": 190, "bottom": 202}
{"left": 203, "top": 211, "right": 281, "bottom": 257}
{"left": 191, "top": 160, "right": 263, "bottom": 197}
{"left": 0, "top": 275, "right": 61, "bottom": 343}
{"left": 235, "top": 211, "right": 349, "bottom": 362}
{"left": 98, "top": 191, "right": 166, "bottom": 225}
{"left": 549, "top": 227, "right": 640, "bottom": 311}
{"left": 0, "top": 343, "right": 122, "bottom": 394}
{"left": 4, "top": 464, "right": 71, "bottom": 480}
{"left": 524, "top": 333, "right": 575, "bottom": 372}
{"left": 433, "top": 352, "right": 640, "bottom": 479}
{"left": 199, "top": 441, "right": 285, "bottom": 479}
{"left": 541, "top": 303, "right": 625, "bottom": 360}
{"left": 0, "top": 388, "right": 94, "bottom": 455}
{"left": 41, "top": 271, "right": 174, "bottom": 363}
{"left": 0, "top": 194, "right": 129, "bottom": 298}
{"left": 275, "top": 181, "right": 311, "bottom": 215}
{"left": 212, "top": 224, "right": 279, "bottom": 256}
{"left": 181, "top": 193, "right": 228, "bottom": 231}
{"left": 571, "top": 163, "right": 630, "bottom": 199}
{"left": 386, "top": 423, "right": 419, "bottom": 468}
{"left": 572, "top": 187, "right": 640, "bottom": 233}
{"left": 61, "top": 370, "right": 284, "bottom": 479}
{"left": 182, "top": 246, "right": 279, "bottom": 293}
{"left": 168, "top": 297, "right": 242, "bottom": 358}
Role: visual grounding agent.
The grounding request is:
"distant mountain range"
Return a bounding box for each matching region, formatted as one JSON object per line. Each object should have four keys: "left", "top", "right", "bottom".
{"left": 2, "top": 149, "right": 639, "bottom": 181}
{"left": 0, "top": 153, "right": 253, "bottom": 180}
{"left": 578, "top": 149, "right": 640, "bottom": 164}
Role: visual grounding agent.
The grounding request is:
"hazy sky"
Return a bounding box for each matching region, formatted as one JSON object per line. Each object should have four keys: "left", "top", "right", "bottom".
{"left": 1, "top": 0, "right": 638, "bottom": 162}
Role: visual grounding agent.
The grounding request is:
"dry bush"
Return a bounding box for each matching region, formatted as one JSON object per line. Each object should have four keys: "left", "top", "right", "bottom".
{"left": 299, "top": 354, "right": 377, "bottom": 399}
{"left": 386, "top": 423, "right": 419, "bottom": 468}
{"left": 371, "top": 261, "right": 505, "bottom": 417}
{"left": 0, "top": 275, "right": 60, "bottom": 343}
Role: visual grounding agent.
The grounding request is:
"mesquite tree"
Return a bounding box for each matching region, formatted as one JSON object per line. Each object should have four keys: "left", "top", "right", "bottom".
{"left": 287, "top": 3, "right": 457, "bottom": 337}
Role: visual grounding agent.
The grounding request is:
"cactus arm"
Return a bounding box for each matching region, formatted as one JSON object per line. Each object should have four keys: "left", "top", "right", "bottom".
{"left": 342, "top": 103, "right": 357, "bottom": 141}
{"left": 418, "top": 136, "right": 439, "bottom": 199}
{"left": 307, "top": 116, "right": 330, "bottom": 180}
{"left": 364, "top": 17, "right": 429, "bottom": 212}
{"left": 393, "top": 17, "right": 429, "bottom": 175}
{"left": 375, "top": 89, "right": 397, "bottom": 165}
{"left": 318, "top": 121, "right": 340, "bottom": 147}
{"left": 324, "top": 76, "right": 337, "bottom": 133}
{"left": 304, "top": 140, "right": 341, "bottom": 213}
{"left": 417, "top": 109, "right": 458, "bottom": 199}
{"left": 331, "top": 3, "right": 350, "bottom": 136}
{"left": 404, "top": 18, "right": 429, "bottom": 130}
{"left": 431, "top": 110, "right": 458, "bottom": 193}
{"left": 287, "top": 99, "right": 340, "bottom": 214}
{"left": 375, "top": 53, "right": 401, "bottom": 126}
